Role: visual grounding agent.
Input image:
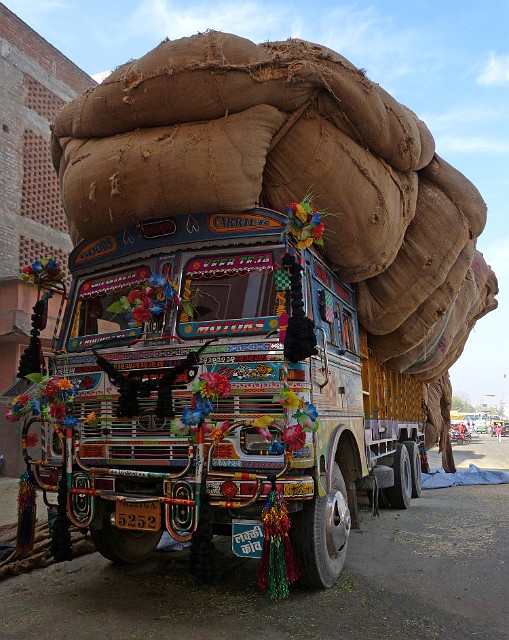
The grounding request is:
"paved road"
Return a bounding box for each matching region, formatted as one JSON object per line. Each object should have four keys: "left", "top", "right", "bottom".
{"left": 0, "top": 436, "right": 507, "bottom": 640}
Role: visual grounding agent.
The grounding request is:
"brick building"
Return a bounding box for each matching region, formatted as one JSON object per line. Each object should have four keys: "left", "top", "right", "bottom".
{"left": 0, "top": 3, "right": 96, "bottom": 395}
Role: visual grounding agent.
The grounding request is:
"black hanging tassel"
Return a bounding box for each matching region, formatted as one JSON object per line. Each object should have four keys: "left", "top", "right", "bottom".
{"left": 17, "top": 298, "right": 48, "bottom": 379}
{"left": 116, "top": 375, "right": 141, "bottom": 418}
{"left": 50, "top": 476, "right": 73, "bottom": 562}
{"left": 281, "top": 254, "right": 318, "bottom": 363}
{"left": 190, "top": 489, "right": 215, "bottom": 584}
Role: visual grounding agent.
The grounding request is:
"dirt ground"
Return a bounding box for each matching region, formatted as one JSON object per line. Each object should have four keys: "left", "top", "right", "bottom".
{"left": 0, "top": 434, "right": 507, "bottom": 640}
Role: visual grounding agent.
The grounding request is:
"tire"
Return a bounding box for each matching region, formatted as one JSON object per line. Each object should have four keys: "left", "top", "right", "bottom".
{"left": 91, "top": 504, "right": 161, "bottom": 564}
{"left": 290, "top": 463, "right": 351, "bottom": 588}
{"left": 403, "top": 440, "right": 422, "bottom": 498}
{"left": 386, "top": 443, "right": 412, "bottom": 509}
{"left": 363, "top": 466, "right": 394, "bottom": 509}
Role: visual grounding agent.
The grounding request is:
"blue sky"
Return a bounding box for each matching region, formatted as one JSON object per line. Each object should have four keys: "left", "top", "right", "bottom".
{"left": 6, "top": 0, "right": 509, "bottom": 409}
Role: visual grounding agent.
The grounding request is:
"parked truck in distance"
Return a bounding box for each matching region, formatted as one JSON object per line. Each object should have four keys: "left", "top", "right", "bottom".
{"left": 20, "top": 207, "right": 425, "bottom": 590}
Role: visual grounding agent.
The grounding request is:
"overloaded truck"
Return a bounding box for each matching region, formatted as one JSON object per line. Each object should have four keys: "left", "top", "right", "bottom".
{"left": 9, "top": 31, "right": 497, "bottom": 595}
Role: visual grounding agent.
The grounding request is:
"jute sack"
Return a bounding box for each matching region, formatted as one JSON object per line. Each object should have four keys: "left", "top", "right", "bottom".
{"left": 368, "top": 241, "right": 475, "bottom": 362}
{"left": 424, "top": 374, "right": 452, "bottom": 451}
{"left": 412, "top": 265, "right": 498, "bottom": 382}
{"left": 53, "top": 32, "right": 315, "bottom": 140}
{"left": 420, "top": 154, "right": 487, "bottom": 238}
{"left": 262, "top": 107, "right": 418, "bottom": 282}
{"left": 263, "top": 39, "right": 435, "bottom": 171}
{"left": 58, "top": 105, "right": 286, "bottom": 242}
{"left": 356, "top": 176, "right": 471, "bottom": 335}
{"left": 388, "top": 254, "right": 498, "bottom": 376}
{"left": 53, "top": 32, "right": 435, "bottom": 172}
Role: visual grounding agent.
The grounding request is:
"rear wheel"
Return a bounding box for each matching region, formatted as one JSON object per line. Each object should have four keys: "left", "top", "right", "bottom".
{"left": 291, "top": 463, "right": 351, "bottom": 588}
{"left": 386, "top": 443, "right": 412, "bottom": 509}
{"left": 403, "top": 440, "right": 422, "bottom": 498}
{"left": 91, "top": 504, "right": 161, "bottom": 564}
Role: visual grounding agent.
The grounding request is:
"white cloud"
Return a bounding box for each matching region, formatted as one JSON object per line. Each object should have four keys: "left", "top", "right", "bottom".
{"left": 477, "top": 52, "right": 509, "bottom": 85}
{"left": 436, "top": 136, "right": 509, "bottom": 154}
{"left": 126, "top": 0, "right": 286, "bottom": 43}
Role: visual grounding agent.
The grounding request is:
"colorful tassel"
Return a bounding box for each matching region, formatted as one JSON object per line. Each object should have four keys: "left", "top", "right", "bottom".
{"left": 257, "top": 483, "right": 301, "bottom": 599}
{"left": 16, "top": 469, "right": 37, "bottom": 557}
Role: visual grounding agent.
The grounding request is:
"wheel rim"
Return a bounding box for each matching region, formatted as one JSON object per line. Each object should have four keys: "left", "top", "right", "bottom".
{"left": 325, "top": 490, "right": 351, "bottom": 557}
{"left": 404, "top": 456, "right": 412, "bottom": 497}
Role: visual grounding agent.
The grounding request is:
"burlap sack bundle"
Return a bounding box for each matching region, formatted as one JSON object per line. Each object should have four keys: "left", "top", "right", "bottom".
{"left": 420, "top": 154, "right": 487, "bottom": 238}
{"left": 387, "top": 253, "right": 498, "bottom": 377}
{"left": 368, "top": 241, "right": 475, "bottom": 362}
{"left": 52, "top": 32, "right": 434, "bottom": 172}
{"left": 263, "top": 39, "right": 435, "bottom": 171}
{"left": 424, "top": 374, "right": 452, "bottom": 451}
{"left": 58, "top": 105, "right": 286, "bottom": 242}
{"left": 412, "top": 264, "right": 498, "bottom": 382}
{"left": 262, "top": 107, "right": 418, "bottom": 282}
{"left": 356, "top": 175, "right": 471, "bottom": 335}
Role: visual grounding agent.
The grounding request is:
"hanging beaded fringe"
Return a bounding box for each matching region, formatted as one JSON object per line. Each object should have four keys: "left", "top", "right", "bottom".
{"left": 15, "top": 469, "right": 37, "bottom": 557}
{"left": 257, "top": 484, "right": 301, "bottom": 599}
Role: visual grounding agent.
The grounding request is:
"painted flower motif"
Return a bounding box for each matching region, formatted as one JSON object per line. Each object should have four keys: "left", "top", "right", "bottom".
{"left": 282, "top": 424, "right": 306, "bottom": 451}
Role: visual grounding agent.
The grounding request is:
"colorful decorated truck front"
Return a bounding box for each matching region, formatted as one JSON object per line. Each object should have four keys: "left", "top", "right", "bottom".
{"left": 13, "top": 205, "right": 423, "bottom": 594}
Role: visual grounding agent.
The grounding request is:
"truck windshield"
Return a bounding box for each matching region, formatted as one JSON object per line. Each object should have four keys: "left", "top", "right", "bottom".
{"left": 66, "top": 266, "right": 151, "bottom": 350}
{"left": 177, "top": 251, "right": 279, "bottom": 339}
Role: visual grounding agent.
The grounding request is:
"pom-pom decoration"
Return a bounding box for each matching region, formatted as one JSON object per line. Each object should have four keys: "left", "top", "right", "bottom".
{"left": 283, "top": 194, "right": 326, "bottom": 250}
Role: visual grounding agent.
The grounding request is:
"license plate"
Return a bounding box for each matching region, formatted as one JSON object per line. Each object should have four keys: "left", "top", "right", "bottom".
{"left": 115, "top": 501, "right": 161, "bottom": 531}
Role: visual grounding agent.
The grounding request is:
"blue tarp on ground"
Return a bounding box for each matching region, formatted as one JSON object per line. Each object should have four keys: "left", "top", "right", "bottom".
{"left": 422, "top": 464, "right": 509, "bottom": 489}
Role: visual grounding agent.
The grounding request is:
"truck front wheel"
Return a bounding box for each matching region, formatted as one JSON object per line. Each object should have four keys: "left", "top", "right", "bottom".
{"left": 291, "top": 463, "right": 351, "bottom": 588}
{"left": 91, "top": 509, "right": 161, "bottom": 564}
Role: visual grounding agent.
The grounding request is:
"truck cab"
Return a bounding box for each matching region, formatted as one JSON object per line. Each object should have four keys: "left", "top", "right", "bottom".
{"left": 24, "top": 207, "right": 424, "bottom": 589}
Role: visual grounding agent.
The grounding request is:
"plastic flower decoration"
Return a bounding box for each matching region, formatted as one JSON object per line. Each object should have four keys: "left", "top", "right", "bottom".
{"left": 176, "top": 373, "right": 232, "bottom": 436}
{"left": 284, "top": 194, "right": 326, "bottom": 250}
{"left": 6, "top": 374, "right": 82, "bottom": 433}
{"left": 282, "top": 424, "right": 307, "bottom": 451}
{"left": 21, "top": 256, "right": 65, "bottom": 286}
{"left": 106, "top": 272, "right": 194, "bottom": 328}
{"left": 273, "top": 387, "right": 300, "bottom": 411}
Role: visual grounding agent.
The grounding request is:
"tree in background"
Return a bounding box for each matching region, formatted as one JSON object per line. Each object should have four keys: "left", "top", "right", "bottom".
{"left": 451, "top": 393, "right": 476, "bottom": 413}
